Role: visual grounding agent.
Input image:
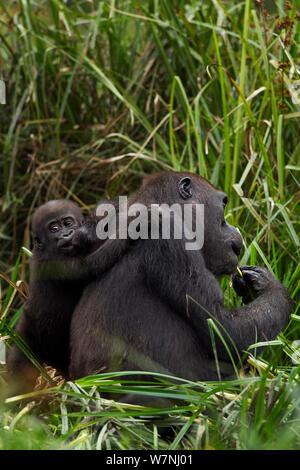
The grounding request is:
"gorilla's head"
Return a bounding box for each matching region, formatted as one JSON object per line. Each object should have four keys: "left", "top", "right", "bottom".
{"left": 32, "top": 200, "right": 84, "bottom": 255}
{"left": 134, "top": 171, "right": 243, "bottom": 276}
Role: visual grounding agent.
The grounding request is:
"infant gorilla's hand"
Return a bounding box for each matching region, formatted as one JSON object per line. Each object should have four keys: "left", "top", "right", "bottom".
{"left": 232, "top": 266, "right": 279, "bottom": 304}
{"left": 72, "top": 224, "right": 96, "bottom": 254}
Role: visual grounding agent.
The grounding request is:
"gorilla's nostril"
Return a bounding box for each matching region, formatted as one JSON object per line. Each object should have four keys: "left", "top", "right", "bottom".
{"left": 62, "top": 229, "right": 74, "bottom": 238}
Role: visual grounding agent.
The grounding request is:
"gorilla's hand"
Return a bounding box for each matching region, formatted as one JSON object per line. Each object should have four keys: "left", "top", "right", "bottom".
{"left": 232, "top": 266, "right": 279, "bottom": 304}
{"left": 72, "top": 223, "right": 97, "bottom": 254}
{"left": 232, "top": 272, "right": 253, "bottom": 304}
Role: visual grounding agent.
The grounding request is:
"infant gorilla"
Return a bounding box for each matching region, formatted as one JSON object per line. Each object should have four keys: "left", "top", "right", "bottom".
{"left": 7, "top": 200, "right": 101, "bottom": 392}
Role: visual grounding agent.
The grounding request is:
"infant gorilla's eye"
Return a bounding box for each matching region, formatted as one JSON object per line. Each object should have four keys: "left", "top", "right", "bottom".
{"left": 49, "top": 223, "right": 59, "bottom": 233}
{"left": 63, "top": 217, "right": 75, "bottom": 227}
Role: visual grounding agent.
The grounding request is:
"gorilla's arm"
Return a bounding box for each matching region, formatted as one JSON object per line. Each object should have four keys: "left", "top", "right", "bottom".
{"left": 33, "top": 204, "right": 137, "bottom": 282}
{"left": 70, "top": 198, "right": 121, "bottom": 254}
{"left": 71, "top": 217, "right": 102, "bottom": 254}
{"left": 142, "top": 237, "right": 291, "bottom": 362}
{"left": 32, "top": 236, "right": 131, "bottom": 281}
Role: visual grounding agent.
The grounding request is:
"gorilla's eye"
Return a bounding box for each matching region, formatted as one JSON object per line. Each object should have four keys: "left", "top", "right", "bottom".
{"left": 49, "top": 223, "right": 59, "bottom": 233}
{"left": 178, "top": 177, "right": 192, "bottom": 200}
{"left": 63, "top": 217, "right": 75, "bottom": 227}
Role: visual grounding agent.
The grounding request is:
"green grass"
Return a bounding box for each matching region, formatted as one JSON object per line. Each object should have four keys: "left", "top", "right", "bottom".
{"left": 0, "top": 0, "right": 299, "bottom": 450}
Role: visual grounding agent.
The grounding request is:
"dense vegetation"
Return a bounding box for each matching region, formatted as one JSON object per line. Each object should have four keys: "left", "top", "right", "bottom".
{"left": 0, "top": 0, "right": 299, "bottom": 450}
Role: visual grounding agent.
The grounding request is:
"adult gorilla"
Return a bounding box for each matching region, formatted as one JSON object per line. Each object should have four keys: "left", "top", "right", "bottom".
{"left": 69, "top": 171, "right": 291, "bottom": 382}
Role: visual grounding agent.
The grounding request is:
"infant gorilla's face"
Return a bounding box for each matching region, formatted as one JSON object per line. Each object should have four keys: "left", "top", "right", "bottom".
{"left": 31, "top": 200, "right": 84, "bottom": 254}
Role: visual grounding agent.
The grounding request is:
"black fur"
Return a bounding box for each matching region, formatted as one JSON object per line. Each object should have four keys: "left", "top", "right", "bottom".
{"left": 7, "top": 200, "right": 92, "bottom": 391}
{"left": 7, "top": 198, "right": 131, "bottom": 393}
{"left": 69, "top": 172, "right": 291, "bottom": 382}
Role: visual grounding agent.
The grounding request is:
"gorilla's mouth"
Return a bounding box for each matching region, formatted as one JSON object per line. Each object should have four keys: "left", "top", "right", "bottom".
{"left": 57, "top": 239, "right": 75, "bottom": 251}
{"left": 61, "top": 245, "right": 74, "bottom": 252}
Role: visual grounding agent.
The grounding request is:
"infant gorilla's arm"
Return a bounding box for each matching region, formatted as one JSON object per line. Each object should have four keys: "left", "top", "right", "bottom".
{"left": 71, "top": 198, "right": 120, "bottom": 254}
{"left": 48, "top": 198, "right": 132, "bottom": 281}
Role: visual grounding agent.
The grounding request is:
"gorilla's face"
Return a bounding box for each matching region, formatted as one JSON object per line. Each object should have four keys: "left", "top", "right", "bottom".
{"left": 177, "top": 175, "right": 243, "bottom": 276}
{"left": 201, "top": 190, "right": 243, "bottom": 276}
{"left": 136, "top": 171, "right": 243, "bottom": 276}
{"left": 32, "top": 200, "right": 84, "bottom": 255}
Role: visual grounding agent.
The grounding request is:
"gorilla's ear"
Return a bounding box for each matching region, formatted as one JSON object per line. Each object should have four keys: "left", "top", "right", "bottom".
{"left": 178, "top": 177, "right": 192, "bottom": 200}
